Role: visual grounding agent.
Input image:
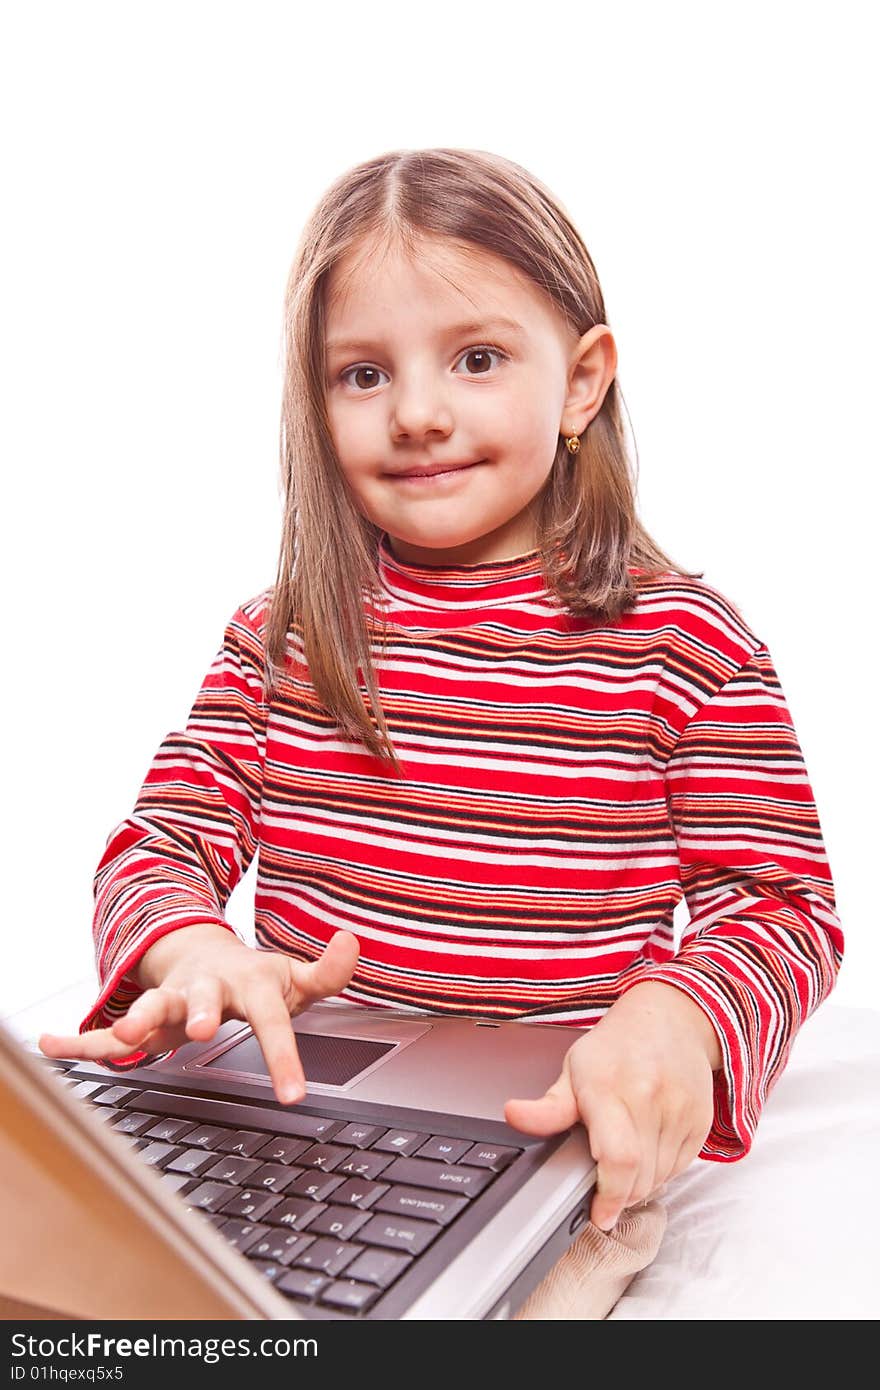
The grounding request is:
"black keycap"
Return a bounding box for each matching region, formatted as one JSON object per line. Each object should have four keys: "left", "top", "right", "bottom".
{"left": 205, "top": 1155, "right": 262, "bottom": 1185}
{"left": 67, "top": 1080, "right": 106, "bottom": 1101}
{"left": 254, "top": 1135, "right": 311, "bottom": 1165}
{"left": 356, "top": 1214, "right": 441, "bottom": 1257}
{"left": 265, "top": 1198, "right": 326, "bottom": 1231}
{"left": 380, "top": 1157, "right": 492, "bottom": 1198}
{"left": 218, "top": 1189, "right": 282, "bottom": 1222}
{"left": 294, "top": 1238, "right": 362, "bottom": 1277}
{"left": 248, "top": 1163, "right": 302, "bottom": 1193}
{"left": 144, "top": 1118, "right": 196, "bottom": 1144}
{"left": 374, "top": 1185, "right": 468, "bottom": 1226}
{"left": 276, "top": 1268, "right": 330, "bottom": 1302}
{"left": 335, "top": 1151, "right": 393, "bottom": 1181}
{"left": 247, "top": 1231, "right": 314, "bottom": 1266}
{"left": 415, "top": 1136, "right": 471, "bottom": 1164}
{"left": 186, "top": 1182, "right": 237, "bottom": 1213}
{"left": 326, "top": 1178, "right": 388, "bottom": 1210}
{"left": 334, "top": 1122, "right": 386, "bottom": 1149}
{"left": 306, "top": 1205, "right": 374, "bottom": 1241}
{"left": 319, "top": 1280, "right": 381, "bottom": 1313}
{"left": 296, "top": 1143, "right": 353, "bottom": 1172}
{"left": 461, "top": 1142, "right": 520, "bottom": 1171}
{"left": 218, "top": 1130, "right": 268, "bottom": 1158}
{"left": 373, "top": 1129, "right": 429, "bottom": 1157}
{"left": 92, "top": 1108, "right": 124, "bottom": 1124}
{"left": 182, "top": 1125, "right": 231, "bottom": 1149}
{"left": 285, "top": 1170, "right": 345, "bottom": 1203}
{"left": 159, "top": 1174, "right": 200, "bottom": 1197}
{"left": 166, "top": 1149, "right": 219, "bottom": 1178}
{"left": 249, "top": 1260, "right": 285, "bottom": 1283}
{"left": 138, "top": 1142, "right": 183, "bottom": 1169}
{"left": 218, "top": 1220, "right": 268, "bottom": 1253}
{"left": 345, "top": 1247, "right": 412, "bottom": 1290}
{"left": 110, "top": 1111, "right": 156, "bottom": 1136}
{"left": 90, "top": 1085, "right": 138, "bottom": 1107}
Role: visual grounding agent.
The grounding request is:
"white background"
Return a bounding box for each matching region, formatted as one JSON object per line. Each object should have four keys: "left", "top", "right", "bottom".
{"left": 1, "top": 1, "right": 876, "bottom": 1017}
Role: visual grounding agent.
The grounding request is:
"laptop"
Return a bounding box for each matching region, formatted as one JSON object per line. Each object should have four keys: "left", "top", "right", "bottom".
{"left": 0, "top": 1000, "right": 597, "bottom": 1320}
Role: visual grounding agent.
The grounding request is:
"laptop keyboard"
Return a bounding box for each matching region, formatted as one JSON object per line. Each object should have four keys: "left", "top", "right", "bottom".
{"left": 54, "top": 1068, "right": 525, "bottom": 1317}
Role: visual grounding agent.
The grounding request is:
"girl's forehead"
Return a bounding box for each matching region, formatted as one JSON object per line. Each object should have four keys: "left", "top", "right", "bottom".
{"left": 324, "top": 233, "right": 546, "bottom": 324}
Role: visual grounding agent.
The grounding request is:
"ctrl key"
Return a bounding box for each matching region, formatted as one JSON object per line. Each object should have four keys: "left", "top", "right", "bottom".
{"left": 319, "top": 1280, "right": 381, "bottom": 1313}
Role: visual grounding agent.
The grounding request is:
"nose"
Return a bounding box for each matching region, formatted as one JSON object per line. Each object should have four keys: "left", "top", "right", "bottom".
{"left": 389, "top": 368, "right": 454, "bottom": 443}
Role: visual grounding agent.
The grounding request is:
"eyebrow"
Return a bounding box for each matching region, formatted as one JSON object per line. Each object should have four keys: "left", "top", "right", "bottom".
{"left": 325, "top": 317, "right": 527, "bottom": 355}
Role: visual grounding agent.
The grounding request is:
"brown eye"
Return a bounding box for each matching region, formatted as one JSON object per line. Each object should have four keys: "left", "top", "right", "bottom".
{"left": 352, "top": 366, "right": 381, "bottom": 390}
{"left": 454, "top": 346, "right": 506, "bottom": 376}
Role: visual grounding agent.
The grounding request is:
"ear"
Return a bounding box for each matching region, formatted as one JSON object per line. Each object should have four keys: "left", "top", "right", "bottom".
{"left": 560, "top": 325, "right": 618, "bottom": 436}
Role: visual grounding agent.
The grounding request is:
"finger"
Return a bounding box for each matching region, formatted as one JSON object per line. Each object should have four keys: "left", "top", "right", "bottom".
{"left": 504, "top": 1065, "right": 579, "bottom": 1136}
{"left": 38, "top": 1027, "right": 159, "bottom": 1064}
{"left": 241, "top": 982, "right": 308, "bottom": 1105}
{"left": 183, "top": 978, "right": 224, "bottom": 1041}
{"left": 109, "top": 987, "right": 189, "bottom": 1047}
{"left": 586, "top": 1097, "right": 643, "bottom": 1232}
{"left": 286, "top": 931, "right": 360, "bottom": 1010}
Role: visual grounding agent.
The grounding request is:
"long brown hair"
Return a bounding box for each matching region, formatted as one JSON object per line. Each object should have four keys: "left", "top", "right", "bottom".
{"left": 265, "top": 147, "right": 702, "bottom": 775}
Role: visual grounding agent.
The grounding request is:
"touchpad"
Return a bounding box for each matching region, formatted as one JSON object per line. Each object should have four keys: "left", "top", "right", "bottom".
{"left": 202, "top": 1031, "right": 396, "bottom": 1086}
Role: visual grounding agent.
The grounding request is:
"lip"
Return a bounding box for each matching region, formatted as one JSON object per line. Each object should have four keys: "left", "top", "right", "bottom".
{"left": 386, "top": 459, "right": 485, "bottom": 481}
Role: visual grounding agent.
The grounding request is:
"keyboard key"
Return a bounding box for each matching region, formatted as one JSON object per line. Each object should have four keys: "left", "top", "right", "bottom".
{"left": 217, "top": 1220, "right": 269, "bottom": 1253}
{"left": 204, "top": 1155, "right": 262, "bottom": 1185}
{"left": 218, "top": 1130, "right": 269, "bottom": 1158}
{"left": 265, "top": 1198, "right": 326, "bottom": 1231}
{"left": 334, "top": 1123, "right": 386, "bottom": 1150}
{"left": 294, "top": 1238, "right": 362, "bottom": 1277}
{"left": 247, "top": 1231, "right": 314, "bottom": 1266}
{"left": 159, "top": 1174, "right": 200, "bottom": 1197}
{"left": 374, "top": 1185, "right": 468, "bottom": 1226}
{"left": 67, "top": 1080, "right": 107, "bottom": 1101}
{"left": 254, "top": 1135, "right": 311, "bottom": 1165}
{"left": 461, "top": 1142, "right": 520, "bottom": 1171}
{"left": 276, "top": 1268, "right": 330, "bottom": 1302}
{"left": 138, "top": 1142, "right": 183, "bottom": 1170}
{"left": 249, "top": 1260, "right": 285, "bottom": 1283}
{"left": 306, "top": 1206, "right": 373, "bottom": 1241}
{"left": 166, "top": 1149, "right": 219, "bottom": 1178}
{"left": 319, "top": 1280, "right": 381, "bottom": 1313}
{"left": 415, "top": 1136, "right": 471, "bottom": 1164}
{"left": 335, "top": 1151, "right": 393, "bottom": 1181}
{"left": 143, "top": 1118, "right": 196, "bottom": 1144}
{"left": 186, "top": 1182, "right": 237, "bottom": 1213}
{"left": 345, "top": 1247, "right": 412, "bottom": 1289}
{"left": 296, "top": 1143, "right": 353, "bottom": 1172}
{"left": 285, "top": 1171, "right": 345, "bottom": 1204}
{"left": 110, "top": 1111, "right": 156, "bottom": 1136}
{"left": 248, "top": 1163, "right": 302, "bottom": 1193}
{"left": 356, "top": 1214, "right": 441, "bottom": 1258}
{"left": 326, "top": 1178, "right": 388, "bottom": 1210}
{"left": 218, "top": 1189, "right": 282, "bottom": 1222}
{"left": 90, "top": 1086, "right": 138, "bottom": 1107}
{"left": 380, "top": 1157, "right": 492, "bottom": 1199}
{"left": 181, "top": 1125, "right": 231, "bottom": 1149}
{"left": 373, "top": 1129, "right": 429, "bottom": 1157}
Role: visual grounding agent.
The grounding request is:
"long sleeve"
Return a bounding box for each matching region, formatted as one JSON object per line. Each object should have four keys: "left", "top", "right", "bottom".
{"left": 81, "top": 599, "right": 270, "bottom": 1048}
{"left": 618, "top": 642, "right": 844, "bottom": 1160}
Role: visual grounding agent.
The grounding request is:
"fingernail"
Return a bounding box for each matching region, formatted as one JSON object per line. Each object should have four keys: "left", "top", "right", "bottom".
{"left": 280, "top": 1083, "right": 305, "bottom": 1104}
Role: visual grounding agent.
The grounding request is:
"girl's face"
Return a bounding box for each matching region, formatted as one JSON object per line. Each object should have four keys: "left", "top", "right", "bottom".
{"left": 324, "top": 232, "right": 616, "bottom": 566}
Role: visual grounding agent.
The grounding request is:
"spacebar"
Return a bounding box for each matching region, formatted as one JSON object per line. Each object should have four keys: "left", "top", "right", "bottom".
{"left": 133, "top": 1090, "right": 337, "bottom": 1141}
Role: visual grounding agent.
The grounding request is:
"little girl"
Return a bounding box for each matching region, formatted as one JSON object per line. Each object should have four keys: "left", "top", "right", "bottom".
{"left": 41, "top": 147, "right": 843, "bottom": 1319}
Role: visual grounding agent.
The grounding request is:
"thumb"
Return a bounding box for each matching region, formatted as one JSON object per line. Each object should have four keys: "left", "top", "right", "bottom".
{"left": 504, "top": 1064, "right": 579, "bottom": 1137}
{"left": 288, "top": 930, "right": 361, "bottom": 1006}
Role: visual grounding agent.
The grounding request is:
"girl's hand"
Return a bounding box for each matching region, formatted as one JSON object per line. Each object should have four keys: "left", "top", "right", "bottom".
{"left": 38, "top": 926, "right": 361, "bottom": 1105}
{"left": 503, "top": 982, "right": 719, "bottom": 1231}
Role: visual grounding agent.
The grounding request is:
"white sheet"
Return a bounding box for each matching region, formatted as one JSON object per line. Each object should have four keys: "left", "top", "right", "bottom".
{"left": 609, "top": 1002, "right": 880, "bottom": 1319}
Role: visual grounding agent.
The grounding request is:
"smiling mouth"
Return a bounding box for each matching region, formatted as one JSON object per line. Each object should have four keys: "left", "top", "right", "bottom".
{"left": 387, "top": 460, "right": 485, "bottom": 482}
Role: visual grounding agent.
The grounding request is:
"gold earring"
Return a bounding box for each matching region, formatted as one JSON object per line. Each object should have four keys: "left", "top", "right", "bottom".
{"left": 564, "top": 431, "right": 581, "bottom": 455}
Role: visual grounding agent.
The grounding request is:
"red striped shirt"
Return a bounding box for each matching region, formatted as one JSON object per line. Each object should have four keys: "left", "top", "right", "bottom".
{"left": 84, "top": 535, "right": 843, "bottom": 1159}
